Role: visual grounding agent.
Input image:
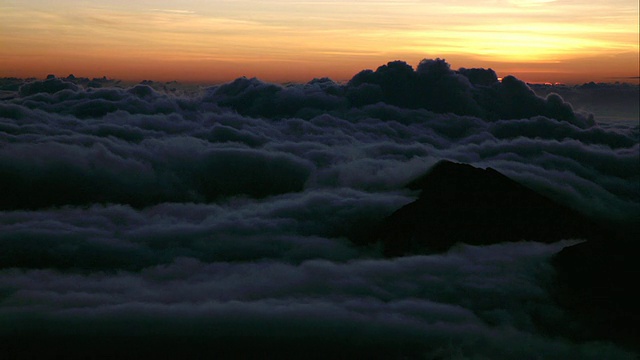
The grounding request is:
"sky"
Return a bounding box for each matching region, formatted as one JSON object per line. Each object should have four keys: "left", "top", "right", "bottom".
{"left": 1, "top": 2, "right": 639, "bottom": 357}
{"left": 1, "top": 0, "right": 638, "bottom": 84}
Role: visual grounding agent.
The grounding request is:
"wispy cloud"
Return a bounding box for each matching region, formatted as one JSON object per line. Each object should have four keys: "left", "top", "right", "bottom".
{"left": 150, "top": 8, "right": 197, "bottom": 14}
{"left": 0, "top": 0, "right": 637, "bottom": 82}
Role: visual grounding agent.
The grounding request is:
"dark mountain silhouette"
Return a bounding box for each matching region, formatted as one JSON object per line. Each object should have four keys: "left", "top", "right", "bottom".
{"left": 373, "top": 161, "right": 603, "bottom": 256}
{"left": 361, "top": 160, "right": 638, "bottom": 351}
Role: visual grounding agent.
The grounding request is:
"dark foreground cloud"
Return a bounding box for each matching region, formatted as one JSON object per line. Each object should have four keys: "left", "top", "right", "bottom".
{"left": 0, "top": 60, "right": 638, "bottom": 358}
{"left": 1, "top": 242, "right": 635, "bottom": 359}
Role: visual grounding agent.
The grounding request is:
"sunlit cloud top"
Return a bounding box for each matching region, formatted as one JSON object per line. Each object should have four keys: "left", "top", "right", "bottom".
{"left": 1, "top": 0, "right": 638, "bottom": 83}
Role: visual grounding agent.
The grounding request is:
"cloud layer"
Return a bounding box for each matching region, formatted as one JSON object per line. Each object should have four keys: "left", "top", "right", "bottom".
{"left": 1, "top": 241, "right": 635, "bottom": 359}
{"left": 0, "top": 59, "right": 638, "bottom": 358}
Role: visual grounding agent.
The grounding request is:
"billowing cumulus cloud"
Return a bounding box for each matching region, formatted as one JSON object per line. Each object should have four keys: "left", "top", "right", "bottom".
{"left": 0, "top": 60, "right": 638, "bottom": 358}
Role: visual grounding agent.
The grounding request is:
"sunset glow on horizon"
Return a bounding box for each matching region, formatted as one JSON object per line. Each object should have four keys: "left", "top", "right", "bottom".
{"left": 1, "top": 0, "right": 638, "bottom": 84}
{"left": 2, "top": 2, "right": 640, "bottom": 357}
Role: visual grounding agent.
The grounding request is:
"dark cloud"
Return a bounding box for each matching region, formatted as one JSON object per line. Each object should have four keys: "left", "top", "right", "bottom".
{"left": 1, "top": 242, "right": 636, "bottom": 359}
{"left": 531, "top": 81, "right": 639, "bottom": 123}
{"left": 488, "top": 116, "right": 636, "bottom": 148}
{"left": 205, "top": 76, "right": 348, "bottom": 119}
{"left": 198, "top": 58, "right": 591, "bottom": 125}
{"left": 13, "top": 81, "right": 198, "bottom": 119}
{"left": 1, "top": 71, "right": 636, "bottom": 219}
{"left": 345, "top": 59, "right": 591, "bottom": 126}
{"left": 0, "top": 59, "right": 638, "bottom": 357}
{"left": 0, "top": 189, "right": 409, "bottom": 270}
{"left": 18, "top": 77, "right": 79, "bottom": 96}
{"left": 0, "top": 136, "right": 314, "bottom": 209}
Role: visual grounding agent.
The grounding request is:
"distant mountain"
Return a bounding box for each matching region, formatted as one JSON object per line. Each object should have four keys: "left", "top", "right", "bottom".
{"left": 374, "top": 160, "right": 602, "bottom": 256}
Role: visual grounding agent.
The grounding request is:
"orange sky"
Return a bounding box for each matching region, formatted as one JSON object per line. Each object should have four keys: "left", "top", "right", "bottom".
{"left": 1, "top": 0, "right": 638, "bottom": 84}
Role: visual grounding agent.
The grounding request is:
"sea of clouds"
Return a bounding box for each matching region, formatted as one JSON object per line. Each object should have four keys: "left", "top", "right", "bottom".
{"left": 0, "top": 59, "right": 638, "bottom": 358}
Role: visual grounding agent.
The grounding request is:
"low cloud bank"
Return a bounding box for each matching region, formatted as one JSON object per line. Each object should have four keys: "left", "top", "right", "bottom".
{"left": 0, "top": 59, "right": 638, "bottom": 358}
{"left": 209, "top": 59, "right": 592, "bottom": 128}
{"left": 1, "top": 61, "right": 637, "bottom": 220}
{"left": 1, "top": 242, "right": 635, "bottom": 359}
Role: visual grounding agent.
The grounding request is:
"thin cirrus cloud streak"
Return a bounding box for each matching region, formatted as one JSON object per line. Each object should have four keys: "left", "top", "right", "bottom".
{"left": 0, "top": 0, "right": 638, "bottom": 81}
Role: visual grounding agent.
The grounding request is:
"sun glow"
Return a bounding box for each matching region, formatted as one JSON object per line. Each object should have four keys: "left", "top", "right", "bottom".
{"left": 1, "top": 0, "right": 638, "bottom": 83}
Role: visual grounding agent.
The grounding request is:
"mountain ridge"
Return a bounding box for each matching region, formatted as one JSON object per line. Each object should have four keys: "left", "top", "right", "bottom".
{"left": 371, "top": 160, "right": 603, "bottom": 256}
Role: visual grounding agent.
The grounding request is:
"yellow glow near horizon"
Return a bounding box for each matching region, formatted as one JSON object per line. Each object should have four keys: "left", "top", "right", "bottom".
{"left": 0, "top": 0, "right": 638, "bottom": 84}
